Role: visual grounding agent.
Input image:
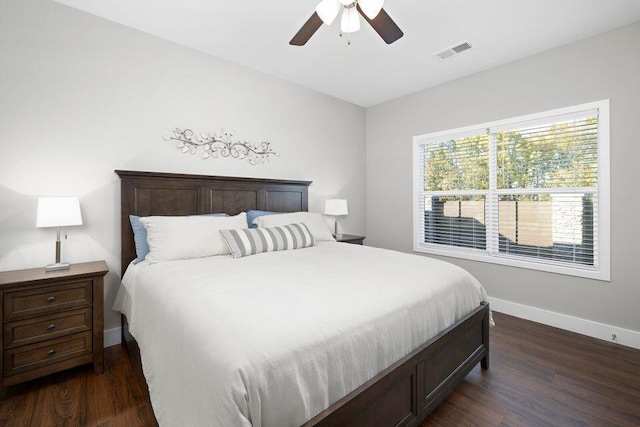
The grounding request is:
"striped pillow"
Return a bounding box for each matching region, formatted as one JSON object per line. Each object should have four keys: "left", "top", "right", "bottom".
{"left": 220, "top": 223, "right": 315, "bottom": 258}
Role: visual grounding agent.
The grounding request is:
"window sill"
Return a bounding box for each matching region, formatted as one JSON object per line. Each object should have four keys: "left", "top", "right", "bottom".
{"left": 413, "top": 243, "right": 610, "bottom": 282}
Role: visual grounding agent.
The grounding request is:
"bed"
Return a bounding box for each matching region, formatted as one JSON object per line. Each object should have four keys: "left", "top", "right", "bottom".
{"left": 114, "top": 169, "right": 491, "bottom": 427}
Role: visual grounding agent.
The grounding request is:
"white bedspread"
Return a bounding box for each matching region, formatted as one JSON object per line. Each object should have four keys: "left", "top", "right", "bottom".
{"left": 113, "top": 242, "right": 489, "bottom": 427}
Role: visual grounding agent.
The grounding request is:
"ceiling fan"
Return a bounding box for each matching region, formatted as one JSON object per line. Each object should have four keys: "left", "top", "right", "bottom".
{"left": 290, "top": 0, "right": 403, "bottom": 46}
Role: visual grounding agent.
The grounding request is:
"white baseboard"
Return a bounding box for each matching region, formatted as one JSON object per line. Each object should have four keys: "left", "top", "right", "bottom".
{"left": 488, "top": 297, "right": 640, "bottom": 350}
{"left": 104, "top": 327, "right": 122, "bottom": 348}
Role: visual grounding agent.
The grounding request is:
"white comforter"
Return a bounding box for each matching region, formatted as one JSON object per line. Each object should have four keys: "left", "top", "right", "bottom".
{"left": 114, "top": 242, "right": 489, "bottom": 427}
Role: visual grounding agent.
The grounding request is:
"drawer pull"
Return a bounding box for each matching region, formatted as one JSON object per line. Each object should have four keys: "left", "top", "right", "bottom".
{"left": 47, "top": 296, "right": 56, "bottom": 303}
{"left": 48, "top": 349, "right": 55, "bottom": 356}
{"left": 48, "top": 324, "right": 56, "bottom": 330}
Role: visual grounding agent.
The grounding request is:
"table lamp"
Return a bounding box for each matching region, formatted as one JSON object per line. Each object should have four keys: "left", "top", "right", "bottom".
{"left": 36, "top": 197, "right": 83, "bottom": 272}
{"left": 324, "top": 199, "right": 348, "bottom": 237}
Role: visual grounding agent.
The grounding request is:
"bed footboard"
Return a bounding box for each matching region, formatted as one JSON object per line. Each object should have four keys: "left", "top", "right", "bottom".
{"left": 123, "top": 304, "right": 489, "bottom": 427}
{"left": 303, "top": 302, "right": 490, "bottom": 427}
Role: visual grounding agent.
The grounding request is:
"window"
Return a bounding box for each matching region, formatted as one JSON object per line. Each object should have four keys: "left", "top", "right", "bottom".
{"left": 413, "top": 100, "right": 610, "bottom": 281}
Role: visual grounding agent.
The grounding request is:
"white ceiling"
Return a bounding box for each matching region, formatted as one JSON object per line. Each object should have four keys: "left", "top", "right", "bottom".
{"left": 54, "top": 0, "right": 640, "bottom": 107}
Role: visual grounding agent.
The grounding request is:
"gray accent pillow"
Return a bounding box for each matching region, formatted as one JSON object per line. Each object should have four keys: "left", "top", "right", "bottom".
{"left": 220, "top": 223, "right": 315, "bottom": 258}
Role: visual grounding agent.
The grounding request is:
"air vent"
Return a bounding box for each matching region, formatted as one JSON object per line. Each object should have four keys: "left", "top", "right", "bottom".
{"left": 434, "top": 41, "right": 472, "bottom": 60}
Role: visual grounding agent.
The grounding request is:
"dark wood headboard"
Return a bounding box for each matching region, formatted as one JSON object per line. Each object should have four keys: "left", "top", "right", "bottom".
{"left": 116, "top": 170, "right": 311, "bottom": 273}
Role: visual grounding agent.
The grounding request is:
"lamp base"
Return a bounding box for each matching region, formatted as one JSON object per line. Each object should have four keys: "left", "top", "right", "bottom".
{"left": 45, "top": 262, "right": 70, "bottom": 272}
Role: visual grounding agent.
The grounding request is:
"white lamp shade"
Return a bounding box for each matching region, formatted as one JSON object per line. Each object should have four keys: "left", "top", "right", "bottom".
{"left": 358, "top": 0, "right": 384, "bottom": 19}
{"left": 316, "top": 0, "right": 341, "bottom": 25}
{"left": 36, "top": 197, "right": 83, "bottom": 228}
{"left": 325, "top": 199, "right": 348, "bottom": 216}
{"left": 340, "top": 6, "right": 360, "bottom": 33}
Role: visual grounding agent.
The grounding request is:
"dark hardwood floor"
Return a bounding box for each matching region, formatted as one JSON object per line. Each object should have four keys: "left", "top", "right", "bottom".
{"left": 1, "top": 312, "right": 638, "bottom": 426}
{"left": 424, "top": 312, "right": 640, "bottom": 427}
{"left": 0, "top": 342, "right": 157, "bottom": 427}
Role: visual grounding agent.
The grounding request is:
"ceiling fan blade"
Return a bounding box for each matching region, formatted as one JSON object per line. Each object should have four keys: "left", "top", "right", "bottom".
{"left": 356, "top": 5, "right": 403, "bottom": 44}
{"left": 290, "top": 12, "right": 324, "bottom": 46}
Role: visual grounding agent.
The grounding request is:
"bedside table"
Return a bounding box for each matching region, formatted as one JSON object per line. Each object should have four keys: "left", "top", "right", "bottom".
{"left": 0, "top": 261, "right": 108, "bottom": 392}
{"left": 334, "top": 234, "right": 366, "bottom": 245}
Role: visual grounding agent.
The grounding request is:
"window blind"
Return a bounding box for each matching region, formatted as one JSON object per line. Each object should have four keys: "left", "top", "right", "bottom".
{"left": 491, "top": 110, "right": 599, "bottom": 268}
{"left": 417, "top": 130, "right": 489, "bottom": 252}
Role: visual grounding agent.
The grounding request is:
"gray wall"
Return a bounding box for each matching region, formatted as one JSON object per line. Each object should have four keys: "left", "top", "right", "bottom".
{"left": 2, "top": 0, "right": 638, "bottom": 335}
{"left": 366, "top": 22, "right": 640, "bottom": 331}
{"left": 0, "top": 0, "right": 366, "bottom": 332}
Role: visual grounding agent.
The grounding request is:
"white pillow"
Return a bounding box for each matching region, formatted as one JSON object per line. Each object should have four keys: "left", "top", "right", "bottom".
{"left": 254, "top": 212, "right": 335, "bottom": 242}
{"left": 140, "top": 213, "right": 247, "bottom": 263}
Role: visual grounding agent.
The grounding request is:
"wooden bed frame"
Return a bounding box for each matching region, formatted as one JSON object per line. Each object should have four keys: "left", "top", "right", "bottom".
{"left": 116, "top": 169, "right": 490, "bottom": 427}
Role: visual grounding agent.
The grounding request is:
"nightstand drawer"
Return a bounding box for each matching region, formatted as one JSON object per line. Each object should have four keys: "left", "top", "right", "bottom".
{"left": 4, "top": 307, "right": 92, "bottom": 349}
{"left": 4, "top": 331, "right": 92, "bottom": 377}
{"left": 4, "top": 281, "right": 92, "bottom": 321}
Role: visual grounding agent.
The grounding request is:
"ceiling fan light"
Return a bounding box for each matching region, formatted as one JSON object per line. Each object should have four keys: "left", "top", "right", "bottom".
{"left": 358, "top": 0, "right": 384, "bottom": 19}
{"left": 341, "top": 6, "right": 360, "bottom": 33}
{"left": 316, "top": 0, "right": 341, "bottom": 25}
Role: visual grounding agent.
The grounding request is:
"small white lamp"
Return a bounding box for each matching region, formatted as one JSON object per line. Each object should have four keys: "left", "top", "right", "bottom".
{"left": 36, "top": 197, "right": 83, "bottom": 272}
{"left": 324, "top": 199, "right": 348, "bottom": 237}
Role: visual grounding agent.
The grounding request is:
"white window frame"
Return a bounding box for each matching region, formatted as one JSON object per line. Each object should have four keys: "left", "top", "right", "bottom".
{"left": 413, "top": 100, "right": 610, "bottom": 281}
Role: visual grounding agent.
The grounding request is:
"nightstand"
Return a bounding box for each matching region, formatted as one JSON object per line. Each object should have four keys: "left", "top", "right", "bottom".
{"left": 0, "top": 261, "right": 108, "bottom": 392}
{"left": 334, "top": 234, "right": 366, "bottom": 245}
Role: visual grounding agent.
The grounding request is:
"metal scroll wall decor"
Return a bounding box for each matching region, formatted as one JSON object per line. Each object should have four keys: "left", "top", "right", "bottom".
{"left": 162, "top": 128, "right": 278, "bottom": 165}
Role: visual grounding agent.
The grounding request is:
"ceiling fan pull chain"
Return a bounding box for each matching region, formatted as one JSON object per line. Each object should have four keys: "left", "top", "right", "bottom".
{"left": 338, "top": 31, "right": 351, "bottom": 46}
